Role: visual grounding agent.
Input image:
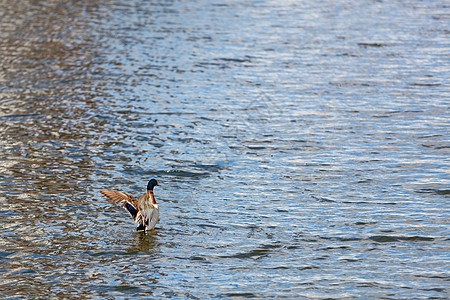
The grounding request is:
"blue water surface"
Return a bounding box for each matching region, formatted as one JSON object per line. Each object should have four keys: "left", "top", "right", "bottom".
{"left": 0, "top": 0, "right": 448, "bottom": 298}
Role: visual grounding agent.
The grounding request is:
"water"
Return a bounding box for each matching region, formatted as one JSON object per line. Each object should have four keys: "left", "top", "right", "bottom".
{"left": 0, "top": 0, "right": 449, "bottom": 298}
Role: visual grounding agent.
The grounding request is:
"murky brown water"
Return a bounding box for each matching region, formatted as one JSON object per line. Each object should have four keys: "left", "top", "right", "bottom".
{"left": 1, "top": 0, "right": 449, "bottom": 298}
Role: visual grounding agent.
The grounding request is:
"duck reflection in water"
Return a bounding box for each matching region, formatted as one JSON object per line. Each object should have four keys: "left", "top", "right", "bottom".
{"left": 100, "top": 179, "right": 160, "bottom": 231}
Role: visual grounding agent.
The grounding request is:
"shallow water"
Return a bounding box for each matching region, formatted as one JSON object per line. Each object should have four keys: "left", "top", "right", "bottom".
{"left": 0, "top": 0, "right": 449, "bottom": 298}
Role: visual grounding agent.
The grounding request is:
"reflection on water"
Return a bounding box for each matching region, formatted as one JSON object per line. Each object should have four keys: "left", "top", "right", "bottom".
{"left": 0, "top": 0, "right": 449, "bottom": 298}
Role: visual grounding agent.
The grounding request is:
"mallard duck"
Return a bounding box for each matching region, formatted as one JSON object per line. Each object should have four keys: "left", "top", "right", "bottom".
{"left": 100, "top": 179, "right": 160, "bottom": 231}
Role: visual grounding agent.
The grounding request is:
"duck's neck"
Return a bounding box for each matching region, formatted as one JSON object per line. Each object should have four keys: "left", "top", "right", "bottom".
{"left": 146, "top": 190, "right": 157, "bottom": 205}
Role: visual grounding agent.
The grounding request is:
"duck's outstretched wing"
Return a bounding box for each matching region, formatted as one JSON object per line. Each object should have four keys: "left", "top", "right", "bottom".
{"left": 99, "top": 190, "right": 141, "bottom": 222}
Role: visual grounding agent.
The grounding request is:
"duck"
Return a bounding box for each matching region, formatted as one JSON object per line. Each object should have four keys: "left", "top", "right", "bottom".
{"left": 100, "top": 179, "right": 160, "bottom": 231}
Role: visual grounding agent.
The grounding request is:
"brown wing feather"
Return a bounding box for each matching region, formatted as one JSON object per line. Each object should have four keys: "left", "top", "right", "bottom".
{"left": 99, "top": 190, "right": 139, "bottom": 208}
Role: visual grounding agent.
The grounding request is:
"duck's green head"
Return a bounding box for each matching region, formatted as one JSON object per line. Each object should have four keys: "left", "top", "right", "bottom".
{"left": 147, "top": 179, "right": 159, "bottom": 191}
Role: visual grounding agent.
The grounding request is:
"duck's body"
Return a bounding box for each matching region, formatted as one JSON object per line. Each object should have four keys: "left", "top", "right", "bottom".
{"left": 100, "top": 179, "right": 160, "bottom": 231}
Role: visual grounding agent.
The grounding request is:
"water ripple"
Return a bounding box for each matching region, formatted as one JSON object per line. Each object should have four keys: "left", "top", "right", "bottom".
{"left": 0, "top": 0, "right": 448, "bottom": 299}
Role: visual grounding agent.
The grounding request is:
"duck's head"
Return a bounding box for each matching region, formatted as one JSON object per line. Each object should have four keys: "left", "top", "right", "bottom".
{"left": 147, "top": 179, "right": 160, "bottom": 191}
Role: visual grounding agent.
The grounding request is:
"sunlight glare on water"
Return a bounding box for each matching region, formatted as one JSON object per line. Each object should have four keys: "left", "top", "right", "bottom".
{"left": 0, "top": 0, "right": 449, "bottom": 298}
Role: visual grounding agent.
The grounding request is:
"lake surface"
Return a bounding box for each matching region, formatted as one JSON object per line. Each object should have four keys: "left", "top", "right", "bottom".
{"left": 0, "top": 0, "right": 449, "bottom": 298}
